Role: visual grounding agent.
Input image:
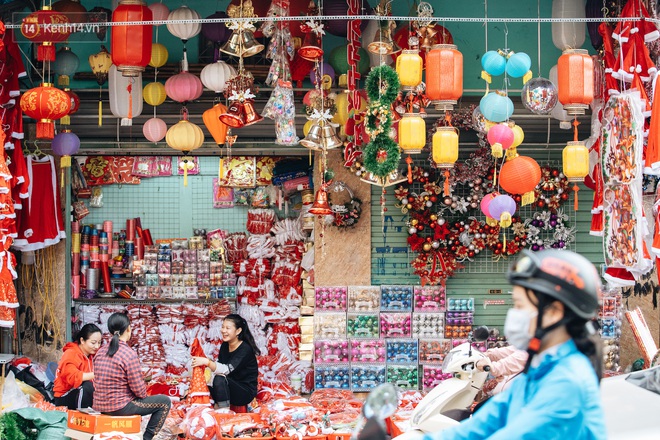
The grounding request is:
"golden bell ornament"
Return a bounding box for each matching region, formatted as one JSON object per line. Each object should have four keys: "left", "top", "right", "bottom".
{"left": 219, "top": 101, "right": 246, "bottom": 128}
{"left": 299, "top": 122, "right": 323, "bottom": 150}
{"left": 309, "top": 188, "right": 332, "bottom": 216}
{"left": 320, "top": 124, "right": 343, "bottom": 150}
{"left": 220, "top": 30, "right": 264, "bottom": 58}
{"left": 368, "top": 27, "right": 395, "bottom": 55}
{"left": 243, "top": 99, "right": 264, "bottom": 126}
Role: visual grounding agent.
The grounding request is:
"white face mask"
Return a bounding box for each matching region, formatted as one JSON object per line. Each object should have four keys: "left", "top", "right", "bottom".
{"left": 504, "top": 308, "right": 538, "bottom": 350}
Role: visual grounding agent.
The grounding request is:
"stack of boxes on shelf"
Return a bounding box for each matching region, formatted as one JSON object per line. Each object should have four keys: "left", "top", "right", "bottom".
{"left": 600, "top": 289, "right": 622, "bottom": 372}
{"left": 309, "top": 284, "right": 476, "bottom": 391}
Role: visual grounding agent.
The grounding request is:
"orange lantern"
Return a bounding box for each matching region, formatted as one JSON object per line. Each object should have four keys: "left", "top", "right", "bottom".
{"left": 111, "top": 0, "right": 153, "bottom": 77}
{"left": 203, "top": 103, "right": 229, "bottom": 146}
{"left": 557, "top": 48, "right": 593, "bottom": 115}
{"left": 499, "top": 155, "right": 542, "bottom": 206}
{"left": 20, "top": 7, "right": 72, "bottom": 61}
{"left": 20, "top": 83, "right": 71, "bottom": 140}
{"left": 426, "top": 44, "right": 463, "bottom": 111}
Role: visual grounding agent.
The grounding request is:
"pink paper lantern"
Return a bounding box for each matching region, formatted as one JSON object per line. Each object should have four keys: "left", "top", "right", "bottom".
{"left": 487, "top": 123, "right": 515, "bottom": 150}
{"left": 148, "top": 2, "right": 169, "bottom": 25}
{"left": 143, "top": 117, "right": 167, "bottom": 143}
{"left": 480, "top": 191, "right": 500, "bottom": 217}
{"left": 488, "top": 194, "right": 517, "bottom": 220}
{"left": 165, "top": 71, "right": 203, "bottom": 104}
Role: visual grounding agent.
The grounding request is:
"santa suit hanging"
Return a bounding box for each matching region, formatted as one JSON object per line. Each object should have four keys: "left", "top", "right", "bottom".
{"left": 188, "top": 338, "right": 211, "bottom": 407}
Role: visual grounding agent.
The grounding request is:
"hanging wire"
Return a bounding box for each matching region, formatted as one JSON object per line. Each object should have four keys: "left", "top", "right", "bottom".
{"left": 484, "top": 0, "right": 488, "bottom": 52}
{"left": 536, "top": 0, "right": 542, "bottom": 76}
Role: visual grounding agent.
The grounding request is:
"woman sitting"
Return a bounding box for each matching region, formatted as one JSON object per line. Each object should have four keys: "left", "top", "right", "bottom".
{"left": 53, "top": 323, "right": 102, "bottom": 409}
{"left": 192, "top": 314, "right": 260, "bottom": 409}
{"left": 93, "top": 313, "right": 171, "bottom": 440}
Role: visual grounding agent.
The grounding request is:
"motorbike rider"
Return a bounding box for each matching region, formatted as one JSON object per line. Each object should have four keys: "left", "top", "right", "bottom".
{"left": 425, "top": 249, "right": 606, "bottom": 440}
{"left": 474, "top": 345, "right": 528, "bottom": 395}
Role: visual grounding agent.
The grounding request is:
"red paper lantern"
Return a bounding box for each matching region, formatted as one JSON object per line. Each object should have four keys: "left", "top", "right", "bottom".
{"left": 60, "top": 88, "right": 80, "bottom": 125}
{"left": 20, "top": 7, "right": 72, "bottom": 61}
{"left": 499, "top": 155, "right": 542, "bottom": 205}
{"left": 165, "top": 71, "right": 203, "bottom": 104}
{"left": 111, "top": 0, "right": 152, "bottom": 77}
{"left": 20, "top": 83, "right": 71, "bottom": 140}
{"left": 557, "top": 48, "right": 594, "bottom": 115}
{"left": 426, "top": 44, "right": 463, "bottom": 111}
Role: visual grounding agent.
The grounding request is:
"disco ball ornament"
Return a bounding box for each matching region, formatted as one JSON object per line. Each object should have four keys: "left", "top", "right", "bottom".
{"left": 521, "top": 77, "right": 558, "bottom": 115}
{"left": 472, "top": 106, "right": 488, "bottom": 134}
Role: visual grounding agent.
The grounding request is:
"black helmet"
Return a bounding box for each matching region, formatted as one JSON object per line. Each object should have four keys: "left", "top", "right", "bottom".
{"left": 507, "top": 249, "right": 601, "bottom": 319}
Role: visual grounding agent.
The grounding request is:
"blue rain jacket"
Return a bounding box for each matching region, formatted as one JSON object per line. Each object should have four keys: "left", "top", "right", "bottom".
{"left": 427, "top": 339, "right": 607, "bottom": 440}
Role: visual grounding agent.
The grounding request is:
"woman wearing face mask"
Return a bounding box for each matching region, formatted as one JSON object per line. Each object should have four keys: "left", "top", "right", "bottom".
{"left": 427, "top": 249, "right": 607, "bottom": 440}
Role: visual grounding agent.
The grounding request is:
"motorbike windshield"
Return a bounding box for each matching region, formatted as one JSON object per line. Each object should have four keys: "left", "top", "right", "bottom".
{"left": 442, "top": 349, "right": 462, "bottom": 372}
{"left": 625, "top": 366, "right": 660, "bottom": 396}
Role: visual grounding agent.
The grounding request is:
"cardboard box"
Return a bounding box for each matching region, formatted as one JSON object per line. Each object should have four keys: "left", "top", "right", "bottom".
{"left": 65, "top": 428, "right": 143, "bottom": 440}
{"left": 67, "top": 410, "right": 141, "bottom": 434}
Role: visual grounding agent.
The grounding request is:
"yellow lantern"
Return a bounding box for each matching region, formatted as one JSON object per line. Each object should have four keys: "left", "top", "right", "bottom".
{"left": 149, "top": 43, "right": 168, "bottom": 69}
{"left": 303, "top": 119, "right": 314, "bottom": 136}
{"left": 511, "top": 124, "right": 524, "bottom": 148}
{"left": 398, "top": 114, "right": 426, "bottom": 154}
{"left": 143, "top": 82, "right": 166, "bottom": 106}
{"left": 432, "top": 127, "right": 459, "bottom": 167}
{"left": 167, "top": 118, "right": 204, "bottom": 186}
{"left": 562, "top": 140, "right": 588, "bottom": 181}
{"left": 396, "top": 49, "right": 423, "bottom": 90}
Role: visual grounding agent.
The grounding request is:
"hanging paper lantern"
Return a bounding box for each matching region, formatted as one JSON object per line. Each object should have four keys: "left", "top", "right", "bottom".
{"left": 202, "top": 11, "right": 230, "bottom": 45}
{"left": 552, "top": 0, "right": 586, "bottom": 51}
{"left": 20, "top": 84, "right": 71, "bottom": 140}
{"left": 480, "top": 92, "right": 514, "bottom": 123}
{"left": 323, "top": 1, "right": 369, "bottom": 37}
{"left": 328, "top": 45, "right": 370, "bottom": 76}
{"left": 149, "top": 43, "right": 168, "bottom": 69}
{"left": 202, "top": 103, "right": 229, "bottom": 145}
{"left": 499, "top": 155, "right": 541, "bottom": 205}
{"left": 143, "top": 117, "right": 167, "bottom": 143}
{"left": 111, "top": 0, "right": 153, "bottom": 77}
{"left": 108, "top": 64, "right": 143, "bottom": 126}
{"left": 88, "top": 6, "right": 111, "bottom": 41}
{"left": 563, "top": 141, "right": 589, "bottom": 181}
{"left": 432, "top": 127, "right": 459, "bottom": 168}
{"left": 53, "top": 46, "right": 79, "bottom": 86}
{"left": 143, "top": 82, "right": 166, "bottom": 107}
{"left": 61, "top": 88, "right": 80, "bottom": 126}
{"left": 51, "top": 129, "right": 80, "bottom": 169}
{"left": 89, "top": 45, "right": 112, "bottom": 85}
{"left": 557, "top": 48, "right": 594, "bottom": 115}
{"left": 52, "top": 0, "right": 87, "bottom": 23}
{"left": 167, "top": 6, "right": 202, "bottom": 41}
{"left": 310, "top": 62, "right": 335, "bottom": 87}
{"left": 396, "top": 50, "right": 423, "bottom": 90}
{"left": 165, "top": 71, "right": 203, "bottom": 104}
{"left": 521, "top": 77, "right": 558, "bottom": 115}
{"left": 505, "top": 52, "right": 531, "bottom": 79}
{"left": 399, "top": 115, "right": 426, "bottom": 154}
{"left": 167, "top": 119, "right": 204, "bottom": 153}
{"left": 480, "top": 191, "right": 500, "bottom": 218}
{"left": 487, "top": 123, "right": 514, "bottom": 157}
{"left": 426, "top": 44, "right": 463, "bottom": 111}
{"left": 481, "top": 50, "right": 506, "bottom": 77}
{"left": 200, "top": 61, "right": 235, "bottom": 94}
{"left": 488, "top": 194, "right": 517, "bottom": 228}
{"left": 148, "top": 2, "right": 169, "bottom": 24}
{"left": 332, "top": 90, "right": 367, "bottom": 126}
{"left": 549, "top": 65, "right": 571, "bottom": 129}
{"left": 20, "top": 7, "right": 72, "bottom": 62}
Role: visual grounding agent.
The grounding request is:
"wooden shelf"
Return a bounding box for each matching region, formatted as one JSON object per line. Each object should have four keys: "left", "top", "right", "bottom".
{"left": 73, "top": 298, "right": 234, "bottom": 305}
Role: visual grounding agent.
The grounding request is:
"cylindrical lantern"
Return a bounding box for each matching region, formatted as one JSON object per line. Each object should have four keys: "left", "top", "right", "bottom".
{"left": 203, "top": 103, "right": 229, "bottom": 145}
{"left": 166, "top": 119, "right": 204, "bottom": 153}
{"left": 51, "top": 129, "right": 80, "bottom": 169}
{"left": 61, "top": 88, "right": 80, "bottom": 125}
{"left": 53, "top": 46, "right": 79, "bottom": 86}
{"left": 557, "top": 48, "right": 594, "bottom": 115}
{"left": 499, "top": 155, "right": 541, "bottom": 205}
{"left": 432, "top": 127, "right": 459, "bottom": 168}
{"left": 165, "top": 71, "right": 203, "bottom": 104}
{"left": 487, "top": 123, "right": 514, "bottom": 157}
{"left": 398, "top": 114, "right": 426, "bottom": 154}
{"left": 549, "top": 65, "right": 572, "bottom": 129}
{"left": 20, "top": 7, "right": 72, "bottom": 61}
{"left": 149, "top": 43, "right": 168, "bottom": 68}
{"left": 480, "top": 92, "right": 514, "bottom": 122}
{"left": 426, "top": 44, "right": 463, "bottom": 111}
{"left": 20, "top": 83, "right": 71, "bottom": 140}
{"left": 552, "top": 0, "right": 587, "bottom": 51}
{"left": 111, "top": 0, "right": 153, "bottom": 77}
{"left": 143, "top": 117, "right": 167, "bottom": 143}
{"left": 143, "top": 82, "right": 166, "bottom": 107}
{"left": 108, "top": 64, "right": 143, "bottom": 126}
{"left": 200, "top": 61, "right": 236, "bottom": 93}
{"left": 396, "top": 50, "right": 423, "bottom": 90}
{"left": 563, "top": 141, "right": 589, "bottom": 181}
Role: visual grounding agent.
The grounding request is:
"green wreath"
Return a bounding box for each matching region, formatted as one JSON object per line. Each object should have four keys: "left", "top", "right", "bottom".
{"left": 365, "top": 65, "right": 400, "bottom": 104}
{"left": 363, "top": 136, "right": 401, "bottom": 178}
{"left": 365, "top": 103, "right": 393, "bottom": 138}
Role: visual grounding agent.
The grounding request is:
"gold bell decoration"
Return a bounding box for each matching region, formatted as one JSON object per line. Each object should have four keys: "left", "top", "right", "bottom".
{"left": 367, "top": 1, "right": 399, "bottom": 55}
{"left": 221, "top": 0, "right": 264, "bottom": 58}
{"left": 562, "top": 119, "right": 589, "bottom": 210}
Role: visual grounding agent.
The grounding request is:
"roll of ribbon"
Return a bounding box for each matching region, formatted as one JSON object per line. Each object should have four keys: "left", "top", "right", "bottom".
{"left": 111, "top": 241, "right": 120, "bottom": 259}
{"left": 71, "top": 233, "right": 81, "bottom": 253}
{"left": 125, "top": 241, "right": 135, "bottom": 257}
{"left": 90, "top": 260, "right": 101, "bottom": 269}
{"left": 143, "top": 229, "right": 153, "bottom": 246}
{"left": 135, "top": 236, "right": 144, "bottom": 260}
{"left": 100, "top": 263, "right": 112, "bottom": 293}
{"left": 72, "top": 254, "right": 80, "bottom": 275}
{"left": 86, "top": 268, "right": 100, "bottom": 291}
{"left": 71, "top": 221, "right": 80, "bottom": 233}
{"left": 104, "top": 221, "right": 113, "bottom": 254}
{"left": 126, "top": 219, "right": 136, "bottom": 241}
{"left": 82, "top": 225, "right": 91, "bottom": 236}
{"left": 71, "top": 275, "right": 80, "bottom": 299}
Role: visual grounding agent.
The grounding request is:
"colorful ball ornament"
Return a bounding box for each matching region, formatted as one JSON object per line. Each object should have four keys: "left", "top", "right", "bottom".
{"left": 471, "top": 106, "right": 488, "bottom": 134}
{"left": 505, "top": 52, "right": 531, "bottom": 78}
{"left": 521, "top": 77, "right": 558, "bottom": 115}
{"left": 481, "top": 50, "right": 506, "bottom": 76}
{"left": 480, "top": 92, "right": 514, "bottom": 123}
{"left": 183, "top": 406, "right": 218, "bottom": 440}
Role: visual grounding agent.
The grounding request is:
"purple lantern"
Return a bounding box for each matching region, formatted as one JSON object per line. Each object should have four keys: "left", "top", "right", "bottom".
{"left": 52, "top": 130, "right": 80, "bottom": 156}
{"left": 480, "top": 191, "right": 500, "bottom": 218}
{"left": 323, "top": 1, "right": 370, "bottom": 37}
{"left": 310, "top": 62, "right": 335, "bottom": 86}
{"left": 488, "top": 195, "right": 517, "bottom": 223}
{"left": 202, "top": 11, "right": 230, "bottom": 61}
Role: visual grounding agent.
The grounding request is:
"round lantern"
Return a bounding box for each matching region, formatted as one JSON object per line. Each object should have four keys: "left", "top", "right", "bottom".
{"left": 108, "top": 64, "right": 143, "bottom": 126}
{"left": 20, "top": 7, "right": 72, "bottom": 62}
{"left": 200, "top": 61, "right": 236, "bottom": 94}
{"left": 511, "top": 124, "right": 524, "bottom": 148}
{"left": 480, "top": 92, "right": 514, "bottom": 123}
{"left": 487, "top": 123, "right": 514, "bottom": 157}
{"left": 328, "top": 45, "right": 370, "bottom": 76}
{"left": 480, "top": 192, "right": 500, "bottom": 218}
{"left": 89, "top": 45, "right": 112, "bottom": 85}
{"left": 52, "top": 0, "right": 87, "bottom": 23}
{"left": 53, "top": 46, "right": 79, "bottom": 86}
{"left": 201, "top": 11, "right": 230, "bottom": 45}
{"left": 167, "top": 6, "right": 202, "bottom": 41}
{"left": 505, "top": 52, "right": 531, "bottom": 79}
{"left": 310, "top": 62, "right": 335, "bottom": 87}
{"left": 143, "top": 82, "right": 166, "bottom": 107}
{"left": 148, "top": 2, "right": 169, "bottom": 24}
{"left": 432, "top": 127, "right": 459, "bottom": 168}
{"left": 61, "top": 88, "right": 80, "bottom": 125}
{"left": 481, "top": 50, "right": 506, "bottom": 77}
{"left": 399, "top": 114, "right": 426, "bottom": 154}
{"left": 323, "top": 1, "right": 369, "bottom": 37}
{"left": 552, "top": 0, "right": 586, "bottom": 51}
{"left": 20, "top": 83, "right": 71, "bottom": 140}
{"left": 396, "top": 50, "right": 423, "bottom": 90}
{"left": 165, "top": 71, "right": 203, "bottom": 104}
{"left": 499, "top": 155, "right": 541, "bottom": 205}
{"left": 149, "top": 43, "right": 168, "bottom": 69}
{"left": 167, "top": 119, "right": 204, "bottom": 153}
{"left": 488, "top": 194, "right": 517, "bottom": 228}
{"left": 426, "top": 44, "right": 463, "bottom": 111}
{"left": 521, "top": 77, "right": 558, "bottom": 115}
{"left": 563, "top": 141, "right": 589, "bottom": 182}
{"left": 202, "top": 103, "right": 229, "bottom": 145}
{"left": 332, "top": 90, "right": 367, "bottom": 126}
{"left": 557, "top": 48, "right": 594, "bottom": 115}
{"left": 51, "top": 128, "right": 80, "bottom": 168}
{"left": 143, "top": 117, "right": 167, "bottom": 143}
{"left": 111, "top": 0, "right": 153, "bottom": 77}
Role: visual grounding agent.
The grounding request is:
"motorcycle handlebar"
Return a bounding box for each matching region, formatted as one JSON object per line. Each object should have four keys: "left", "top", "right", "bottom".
{"left": 483, "top": 365, "right": 491, "bottom": 372}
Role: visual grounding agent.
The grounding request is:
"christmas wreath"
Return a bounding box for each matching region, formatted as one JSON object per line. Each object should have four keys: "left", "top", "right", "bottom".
{"left": 363, "top": 137, "right": 401, "bottom": 178}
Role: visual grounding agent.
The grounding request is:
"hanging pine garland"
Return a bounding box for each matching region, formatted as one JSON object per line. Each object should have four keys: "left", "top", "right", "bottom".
{"left": 363, "top": 136, "right": 401, "bottom": 177}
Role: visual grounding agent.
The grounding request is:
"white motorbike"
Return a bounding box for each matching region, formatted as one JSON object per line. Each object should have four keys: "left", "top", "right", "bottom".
{"left": 395, "top": 326, "right": 492, "bottom": 440}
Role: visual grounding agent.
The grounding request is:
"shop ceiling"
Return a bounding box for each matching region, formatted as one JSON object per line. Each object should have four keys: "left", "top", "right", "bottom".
{"left": 12, "top": 0, "right": 597, "bottom": 155}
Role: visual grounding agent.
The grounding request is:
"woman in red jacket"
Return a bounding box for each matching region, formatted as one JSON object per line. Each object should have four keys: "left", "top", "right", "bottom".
{"left": 53, "top": 323, "right": 102, "bottom": 409}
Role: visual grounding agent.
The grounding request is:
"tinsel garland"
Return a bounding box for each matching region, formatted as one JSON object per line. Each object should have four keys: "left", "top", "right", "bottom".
{"left": 365, "top": 65, "right": 400, "bottom": 103}
{"left": 363, "top": 136, "right": 401, "bottom": 178}
{"left": 0, "top": 412, "right": 33, "bottom": 440}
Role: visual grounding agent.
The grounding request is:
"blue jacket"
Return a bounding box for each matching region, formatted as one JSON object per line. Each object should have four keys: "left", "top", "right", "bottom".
{"left": 427, "top": 339, "right": 607, "bottom": 440}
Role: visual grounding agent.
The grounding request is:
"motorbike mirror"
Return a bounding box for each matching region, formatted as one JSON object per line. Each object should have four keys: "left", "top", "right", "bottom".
{"left": 472, "top": 326, "right": 490, "bottom": 342}
{"left": 362, "top": 383, "right": 398, "bottom": 420}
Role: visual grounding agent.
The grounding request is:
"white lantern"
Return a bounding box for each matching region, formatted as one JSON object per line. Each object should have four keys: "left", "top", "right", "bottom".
{"left": 200, "top": 60, "right": 236, "bottom": 93}
{"left": 109, "top": 64, "right": 143, "bottom": 126}
{"left": 551, "top": 0, "right": 586, "bottom": 50}
{"left": 549, "top": 65, "right": 571, "bottom": 130}
{"left": 167, "top": 6, "right": 202, "bottom": 41}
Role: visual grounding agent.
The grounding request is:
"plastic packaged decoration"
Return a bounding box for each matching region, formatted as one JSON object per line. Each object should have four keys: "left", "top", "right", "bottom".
{"left": 380, "top": 285, "right": 413, "bottom": 311}
{"left": 386, "top": 339, "right": 418, "bottom": 363}
{"left": 445, "top": 311, "right": 474, "bottom": 326}
{"left": 386, "top": 364, "right": 419, "bottom": 390}
{"left": 314, "top": 312, "right": 347, "bottom": 339}
{"left": 445, "top": 324, "right": 472, "bottom": 339}
{"left": 315, "top": 286, "right": 348, "bottom": 311}
{"left": 314, "top": 363, "right": 351, "bottom": 389}
{"left": 314, "top": 339, "right": 350, "bottom": 363}
{"left": 419, "top": 339, "right": 452, "bottom": 363}
{"left": 350, "top": 363, "right": 386, "bottom": 391}
{"left": 348, "top": 286, "right": 381, "bottom": 311}
{"left": 349, "top": 339, "right": 386, "bottom": 363}
{"left": 379, "top": 312, "right": 413, "bottom": 338}
{"left": 413, "top": 285, "right": 447, "bottom": 312}
{"left": 448, "top": 298, "right": 474, "bottom": 311}
{"left": 421, "top": 364, "right": 453, "bottom": 389}
{"left": 347, "top": 313, "right": 380, "bottom": 338}
{"left": 412, "top": 312, "right": 445, "bottom": 339}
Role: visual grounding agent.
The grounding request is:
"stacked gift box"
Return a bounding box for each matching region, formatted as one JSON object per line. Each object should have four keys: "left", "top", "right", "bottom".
{"left": 311, "top": 284, "right": 474, "bottom": 391}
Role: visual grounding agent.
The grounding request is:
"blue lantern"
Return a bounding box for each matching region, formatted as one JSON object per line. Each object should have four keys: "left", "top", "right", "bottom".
{"left": 480, "top": 92, "right": 514, "bottom": 122}
{"left": 506, "top": 52, "right": 532, "bottom": 78}
{"left": 481, "top": 50, "right": 506, "bottom": 76}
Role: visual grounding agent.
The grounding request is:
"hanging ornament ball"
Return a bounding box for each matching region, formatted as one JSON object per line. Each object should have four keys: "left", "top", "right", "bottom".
{"left": 481, "top": 50, "right": 506, "bottom": 76}
{"left": 471, "top": 106, "right": 489, "bottom": 134}
{"left": 521, "top": 77, "right": 558, "bottom": 115}
{"left": 423, "top": 243, "right": 432, "bottom": 252}
{"left": 505, "top": 52, "right": 531, "bottom": 78}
